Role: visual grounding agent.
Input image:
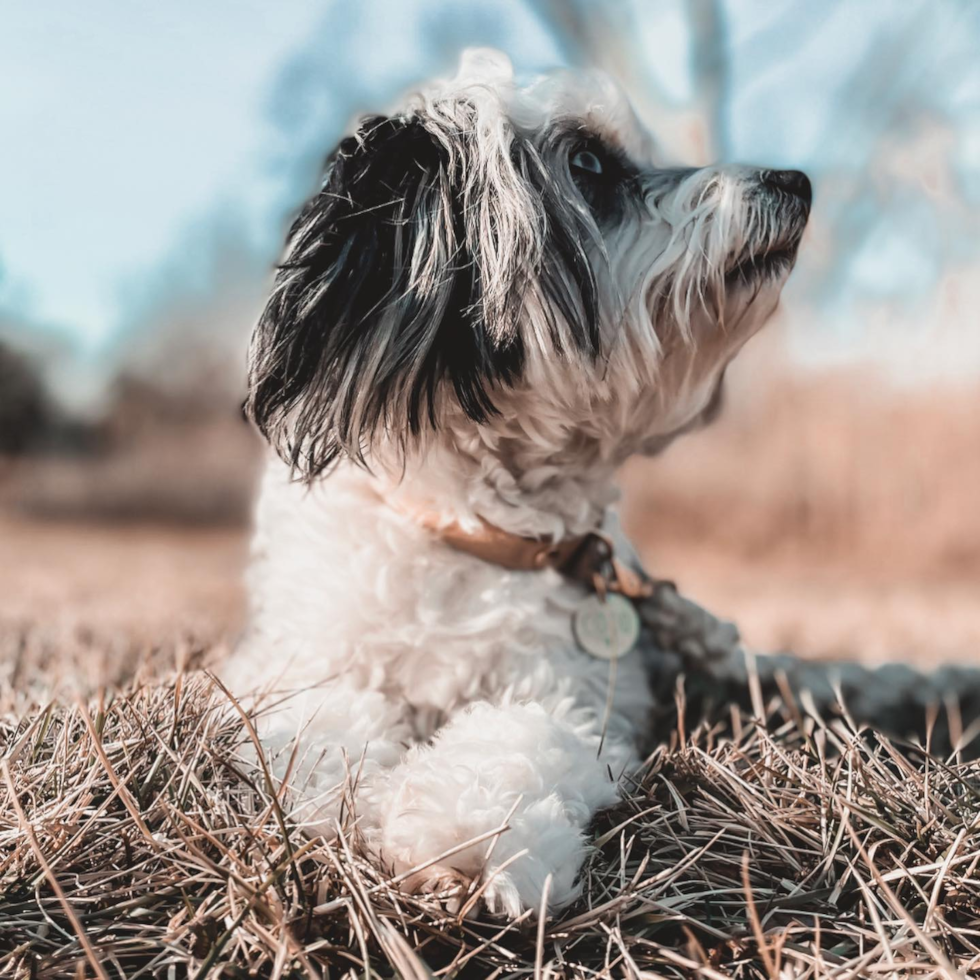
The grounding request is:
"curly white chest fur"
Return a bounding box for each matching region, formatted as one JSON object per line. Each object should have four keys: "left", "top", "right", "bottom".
{"left": 237, "top": 461, "right": 648, "bottom": 725}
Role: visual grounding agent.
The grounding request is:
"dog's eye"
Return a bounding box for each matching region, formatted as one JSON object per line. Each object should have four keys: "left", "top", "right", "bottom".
{"left": 570, "top": 149, "right": 604, "bottom": 176}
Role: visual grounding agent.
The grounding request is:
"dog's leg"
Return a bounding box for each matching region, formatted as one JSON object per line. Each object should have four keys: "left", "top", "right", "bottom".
{"left": 376, "top": 699, "right": 633, "bottom": 916}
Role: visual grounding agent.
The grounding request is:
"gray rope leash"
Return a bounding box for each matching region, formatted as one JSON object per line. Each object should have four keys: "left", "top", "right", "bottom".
{"left": 635, "top": 580, "right": 980, "bottom": 749}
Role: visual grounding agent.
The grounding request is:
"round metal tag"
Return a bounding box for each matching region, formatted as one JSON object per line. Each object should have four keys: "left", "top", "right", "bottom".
{"left": 573, "top": 593, "right": 641, "bottom": 660}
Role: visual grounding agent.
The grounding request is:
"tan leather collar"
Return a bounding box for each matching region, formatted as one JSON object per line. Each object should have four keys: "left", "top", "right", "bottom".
{"left": 412, "top": 510, "right": 654, "bottom": 600}
{"left": 413, "top": 511, "right": 586, "bottom": 572}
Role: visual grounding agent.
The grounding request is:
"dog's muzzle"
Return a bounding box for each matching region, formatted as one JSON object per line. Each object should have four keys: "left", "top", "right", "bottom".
{"left": 726, "top": 168, "right": 811, "bottom": 284}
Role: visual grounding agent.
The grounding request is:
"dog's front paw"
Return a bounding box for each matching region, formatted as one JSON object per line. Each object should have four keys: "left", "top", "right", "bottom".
{"left": 376, "top": 701, "right": 622, "bottom": 917}
{"left": 399, "top": 860, "right": 529, "bottom": 919}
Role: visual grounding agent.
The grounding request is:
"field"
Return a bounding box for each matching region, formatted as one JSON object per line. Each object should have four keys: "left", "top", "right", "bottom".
{"left": 6, "top": 347, "right": 980, "bottom": 671}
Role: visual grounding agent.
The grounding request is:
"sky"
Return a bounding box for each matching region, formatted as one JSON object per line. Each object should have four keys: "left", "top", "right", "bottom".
{"left": 2, "top": 0, "right": 978, "bottom": 379}
{"left": 0, "top": 0, "right": 329, "bottom": 347}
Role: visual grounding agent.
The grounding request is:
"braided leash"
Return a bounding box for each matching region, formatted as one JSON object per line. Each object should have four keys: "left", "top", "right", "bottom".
{"left": 634, "top": 576, "right": 980, "bottom": 754}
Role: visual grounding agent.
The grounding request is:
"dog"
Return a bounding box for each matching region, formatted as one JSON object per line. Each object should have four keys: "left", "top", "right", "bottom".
{"left": 223, "top": 48, "right": 810, "bottom": 917}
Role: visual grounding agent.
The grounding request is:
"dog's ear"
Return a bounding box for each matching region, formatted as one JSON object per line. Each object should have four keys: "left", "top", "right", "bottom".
{"left": 247, "top": 111, "right": 597, "bottom": 479}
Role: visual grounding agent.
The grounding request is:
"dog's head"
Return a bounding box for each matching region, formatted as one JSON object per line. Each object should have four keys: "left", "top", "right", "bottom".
{"left": 248, "top": 49, "right": 810, "bottom": 479}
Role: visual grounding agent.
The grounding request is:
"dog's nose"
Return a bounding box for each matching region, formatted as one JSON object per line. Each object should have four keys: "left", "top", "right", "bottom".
{"left": 761, "top": 169, "right": 812, "bottom": 207}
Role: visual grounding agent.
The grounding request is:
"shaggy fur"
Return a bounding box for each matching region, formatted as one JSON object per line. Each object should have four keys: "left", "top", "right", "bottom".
{"left": 223, "top": 49, "right": 811, "bottom": 916}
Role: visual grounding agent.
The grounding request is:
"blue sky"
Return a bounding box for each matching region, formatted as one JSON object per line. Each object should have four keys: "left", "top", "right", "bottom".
{"left": 0, "top": 0, "right": 330, "bottom": 346}
{"left": 2, "top": 0, "right": 978, "bottom": 371}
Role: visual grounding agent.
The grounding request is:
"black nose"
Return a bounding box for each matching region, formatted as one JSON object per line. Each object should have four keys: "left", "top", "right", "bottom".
{"left": 761, "top": 169, "right": 812, "bottom": 207}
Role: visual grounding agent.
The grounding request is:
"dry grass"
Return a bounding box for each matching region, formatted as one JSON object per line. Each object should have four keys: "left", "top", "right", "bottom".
{"left": 620, "top": 349, "right": 980, "bottom": 663}
{"left": 3, "top": 631, "right": 980, "bottom": 979}
{"left": 623, "top": 357, "right": 980, "bottom": 578}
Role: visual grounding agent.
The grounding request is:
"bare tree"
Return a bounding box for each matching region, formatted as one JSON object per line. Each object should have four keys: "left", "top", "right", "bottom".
{"left": 0, "top": 342, "right": 51, "bottom": 455}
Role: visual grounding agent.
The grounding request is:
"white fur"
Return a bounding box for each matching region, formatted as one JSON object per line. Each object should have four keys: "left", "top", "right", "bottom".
{"left": 223, "top": 49, "right": 807, "bottom": 916}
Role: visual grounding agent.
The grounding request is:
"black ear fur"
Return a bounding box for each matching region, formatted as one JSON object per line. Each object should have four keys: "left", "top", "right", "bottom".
{"left": 247, "top": 111, "right": 598, "bottom": 479}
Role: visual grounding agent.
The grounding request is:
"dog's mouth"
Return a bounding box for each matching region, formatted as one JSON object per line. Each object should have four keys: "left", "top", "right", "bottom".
{"left": 724, "top": 239, "right": 802, "bottom": 286}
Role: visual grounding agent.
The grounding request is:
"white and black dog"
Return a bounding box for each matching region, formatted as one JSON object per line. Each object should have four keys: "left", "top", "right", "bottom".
{"left": 224, "top": 49, "right": 810, "bottom": 917}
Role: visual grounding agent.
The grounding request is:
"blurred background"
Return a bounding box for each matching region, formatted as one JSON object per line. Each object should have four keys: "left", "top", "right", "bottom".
{"left": 2, "top": 0, "right": 979, "bottom": 671}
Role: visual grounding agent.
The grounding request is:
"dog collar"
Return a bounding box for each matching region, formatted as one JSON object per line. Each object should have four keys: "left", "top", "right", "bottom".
{"left": 410, "top": 511, "right": 654, "bottom": 660}
{"left": 411, "top": 511, "right": 647, "bottom": 595}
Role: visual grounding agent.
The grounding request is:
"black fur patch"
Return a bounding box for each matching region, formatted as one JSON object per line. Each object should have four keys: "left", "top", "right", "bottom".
{"left": 247, "top": 111, "right": 600, "bottom": 479}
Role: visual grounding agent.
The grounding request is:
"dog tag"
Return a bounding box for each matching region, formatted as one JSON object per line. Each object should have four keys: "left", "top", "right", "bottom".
{"left": 573, "top": 593, "right": 641, "bottom": 660}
